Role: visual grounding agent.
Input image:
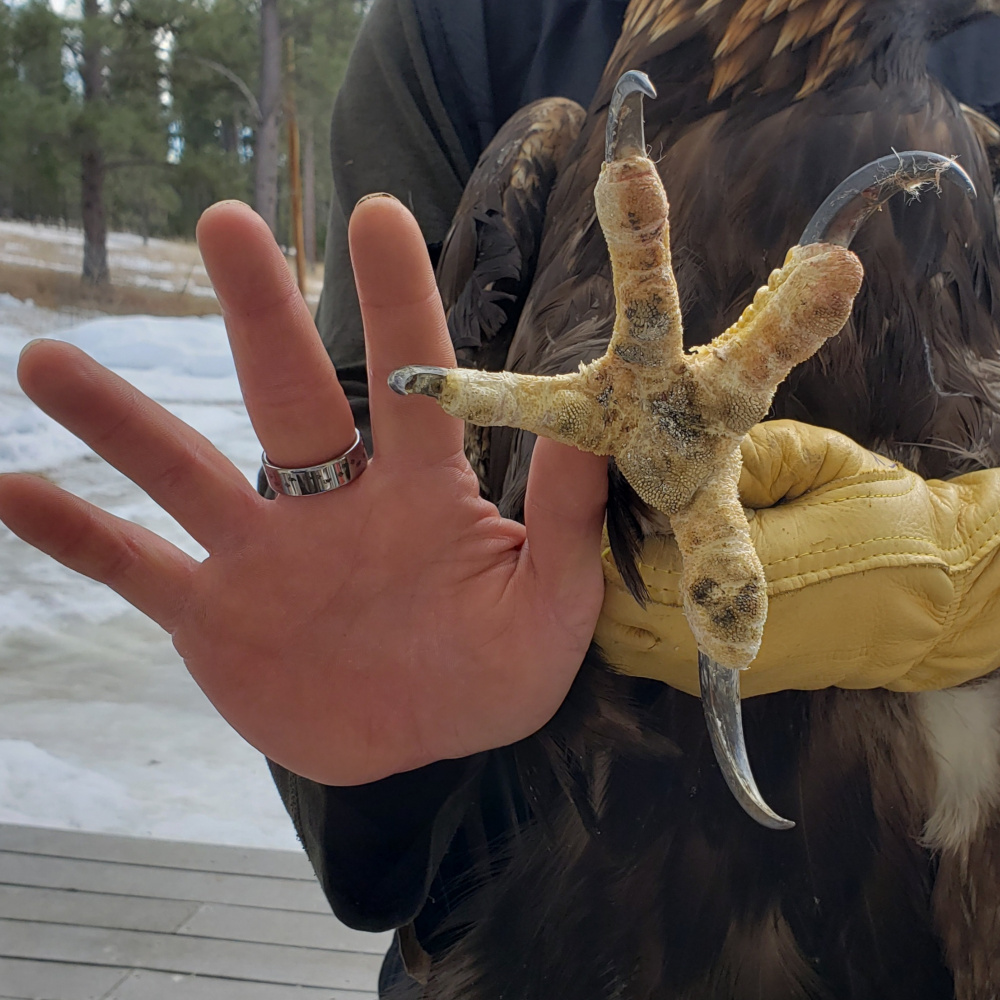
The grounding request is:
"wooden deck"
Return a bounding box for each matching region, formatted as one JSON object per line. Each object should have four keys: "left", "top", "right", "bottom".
{"left": 0, "top": 824, "right": 391, "bottom": 999}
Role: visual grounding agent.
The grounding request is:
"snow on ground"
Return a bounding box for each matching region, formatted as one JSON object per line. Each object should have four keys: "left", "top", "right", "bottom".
{"left": 0, "top": 291, "right": 302, "bottom": 850}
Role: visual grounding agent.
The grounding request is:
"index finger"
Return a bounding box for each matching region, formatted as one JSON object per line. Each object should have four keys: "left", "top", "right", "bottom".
{"left": 349, "top": 195, "right": 464, "bottom": 467}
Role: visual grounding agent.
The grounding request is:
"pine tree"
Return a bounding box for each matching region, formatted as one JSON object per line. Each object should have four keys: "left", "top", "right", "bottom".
{"left": 0, "top": 0, "right": 365, "bottom": 259}
{"left": 76, "top": 0, "right": 110, "bottom": 283}
{"left": 255, "top": 0, "right": 280, "bottom": 232}
{"left": 104, "top": 0, "right": 179, "bottom": 240}
{"left": 0, "top": 1, "right": 75, "bottom": 223}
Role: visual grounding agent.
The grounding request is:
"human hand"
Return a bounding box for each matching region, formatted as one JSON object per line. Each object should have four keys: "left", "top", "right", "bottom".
{"left": 0, "top": 197, "right": 608, "bottom": 786}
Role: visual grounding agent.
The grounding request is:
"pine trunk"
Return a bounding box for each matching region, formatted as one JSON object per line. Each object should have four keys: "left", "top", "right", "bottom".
{"left": 81, "top": 149, "right": 108, "bottom": 283}
{"left": 255, "top": 0, "right": 281, "bottom": 234}
{"left": 80, "top": 0, "right": 109, "bottom": 285}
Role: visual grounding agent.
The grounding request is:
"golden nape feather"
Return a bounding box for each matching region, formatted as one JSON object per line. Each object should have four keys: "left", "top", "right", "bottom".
{"left": 615, "top": 0, "right": 868, "bottom": 100}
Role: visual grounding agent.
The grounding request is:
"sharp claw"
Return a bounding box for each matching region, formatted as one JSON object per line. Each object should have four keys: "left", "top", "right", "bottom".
{"left": 388, "top": 365, "right": 449, "bottom": 397}
{"left": 698, "top": 652, "right": 796, "bottom": 830}
{"left": 800, "top": 150, "right": 977, "bottom": 247}
{"left": 605, "top": 70, "right": 657, "bottom": 163}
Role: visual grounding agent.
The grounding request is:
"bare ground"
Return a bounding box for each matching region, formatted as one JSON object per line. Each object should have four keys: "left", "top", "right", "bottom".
{"left": 0, "top": 262, "right": 224, "bottom": 317}
{"left": 0, "top": 220, "right": 322, "bottom": 317}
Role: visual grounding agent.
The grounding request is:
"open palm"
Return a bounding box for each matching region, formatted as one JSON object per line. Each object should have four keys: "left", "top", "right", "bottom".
{"left": 0, "top": 197, "right": 608, "bottom": 786}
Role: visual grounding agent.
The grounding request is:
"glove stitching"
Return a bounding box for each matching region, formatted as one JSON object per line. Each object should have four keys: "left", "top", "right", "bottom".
{"left": 765, "top": 538, "right": 945, "bottom": 568}
{"left": 899, "top": 563, "right": 977, "bottom": 691}
{"left": 797, "top": 491, "right": 1000, "bottom": 565}
{"left": 809, "top": 487, "right": 914, "bottom": 504}
{"left": 744, "top": 468, "right": 909, "bottom": 506}
{"left": 629, "top": 516, "right": 1000, "bottom": 584}
{"left": 620, "top": 478, "right": 1000, "bottom": 591}
{"left": 936, "top": 561, "right": 970, "bottom": 648}
{"left": 627, "top": 528, "right": 1000, "bottom": 595}
{"left": 633, "top": 535, "right": 959, "bottom": 578}
{"left": 808, "top": 469, "right": 909, "bottom": 494}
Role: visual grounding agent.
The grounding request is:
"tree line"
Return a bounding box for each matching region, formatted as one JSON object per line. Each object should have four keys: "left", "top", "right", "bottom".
{"left": 0, "top": 0, "right": 365, "bottom": 283}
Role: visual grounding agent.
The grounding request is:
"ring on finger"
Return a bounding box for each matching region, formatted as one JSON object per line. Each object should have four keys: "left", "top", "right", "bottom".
{"left": 262, "top": 428, "right": 368, "bottom": 496}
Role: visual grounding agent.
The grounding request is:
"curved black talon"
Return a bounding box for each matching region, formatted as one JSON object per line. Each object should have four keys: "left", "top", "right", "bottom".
{"left": 388, "top": 365, "right": 449, "bottom": 398}
{"left": 605, "top": 70, "right": 656, "bottom": 163}
{"left": 800, "top": 151, "right": 976, "bottom": 248}
{"left": 699, "top": 653, "right": 795, "bottom": 830}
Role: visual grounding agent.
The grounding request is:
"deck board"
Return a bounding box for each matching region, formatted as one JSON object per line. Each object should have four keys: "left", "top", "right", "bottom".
{"left": 0, "top": 826, "right": 314, "bottom": 880}
{"left": 176, "top": 902, "right": 391, "bottom": 952}
{"left": 0, "top": 957, "right": 130, "bottom": 1000}
{"left": 0, "top": 885, "right": 201, "bottom": 933}
{"left": 96, "top": 969, "right": 372, "bottom": 999}
{"left": 0, "top": 824, "right": 389, "bottom": 999}
{"left": 1, "top": 919, "right": 382, "bottom": 989}
{"left": 0, "top": 851, "right": 329, "bottom": 912}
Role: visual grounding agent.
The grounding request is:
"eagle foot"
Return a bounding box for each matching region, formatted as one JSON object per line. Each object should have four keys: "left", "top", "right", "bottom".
{"left": 389, "top": 69, "right": 975, "bottom": 829}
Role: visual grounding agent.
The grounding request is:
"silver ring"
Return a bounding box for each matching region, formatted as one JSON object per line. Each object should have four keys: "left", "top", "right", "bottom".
{"left": 262, "top": 429, "right": 368, "bottom": 496}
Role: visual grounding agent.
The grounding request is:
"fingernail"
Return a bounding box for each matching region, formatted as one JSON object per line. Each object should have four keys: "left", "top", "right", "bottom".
{"left": 357, "top": 192, "right": 398, "bottom": 206}
{"left": 19, "top": 339, "right": 44, "bottom": 360}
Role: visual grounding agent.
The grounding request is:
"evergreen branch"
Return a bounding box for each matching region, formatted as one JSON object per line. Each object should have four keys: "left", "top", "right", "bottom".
{"left": 175, "top": 53, "right": 262, "bottom": 123}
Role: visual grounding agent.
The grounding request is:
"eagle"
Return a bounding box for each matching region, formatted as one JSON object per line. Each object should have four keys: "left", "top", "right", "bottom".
{"left": 384, "top": 1, "right": 1000, "bottom": 997}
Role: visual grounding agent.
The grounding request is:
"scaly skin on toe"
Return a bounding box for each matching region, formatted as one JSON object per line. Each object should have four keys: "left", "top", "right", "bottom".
{"left": 392, "top": 152, "right": 863, "bottom": 670}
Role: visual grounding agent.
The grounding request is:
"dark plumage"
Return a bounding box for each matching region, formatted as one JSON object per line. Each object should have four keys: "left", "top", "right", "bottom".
{"left": 411, "top": 1, "right": 1000, "bottom": 997}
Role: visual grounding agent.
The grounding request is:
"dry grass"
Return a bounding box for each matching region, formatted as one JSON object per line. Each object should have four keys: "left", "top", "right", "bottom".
{"left": 0, "top": 220, "right": 323, "bottom": 317}
{"left": 0, "top": 262, "right": 223, "bottom": 317}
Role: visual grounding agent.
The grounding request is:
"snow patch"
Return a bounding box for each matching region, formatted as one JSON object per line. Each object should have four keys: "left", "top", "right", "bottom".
{"left": 0, "top": 294, "right": 300, "bottom": 849}
{"left": 0, "top": 740, "right": 140, "bottom": 832}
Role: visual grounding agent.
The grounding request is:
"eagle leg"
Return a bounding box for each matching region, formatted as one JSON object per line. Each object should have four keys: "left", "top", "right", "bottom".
{"left": 389, "top": 72, "right": 973, "bottom": 829}
{"left": 687, "top": 148, "right": 974, "bottom": 829}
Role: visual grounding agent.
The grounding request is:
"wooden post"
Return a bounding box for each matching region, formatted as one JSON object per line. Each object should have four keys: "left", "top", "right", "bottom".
{"left": 285, "top": 36, "right": 307, "bottom": 295}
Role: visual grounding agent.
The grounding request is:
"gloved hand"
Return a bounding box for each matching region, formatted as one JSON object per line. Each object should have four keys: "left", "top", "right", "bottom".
{"left": 595, "top": 419, "right": 1000, "bottom": 697}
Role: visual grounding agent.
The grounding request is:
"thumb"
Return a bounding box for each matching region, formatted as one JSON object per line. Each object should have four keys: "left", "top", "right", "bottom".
{"left": 739, "top": 419, "right": 887, "bottom": 508}
{"left": 522, "top": 438, "right": 608, "bottom": 628}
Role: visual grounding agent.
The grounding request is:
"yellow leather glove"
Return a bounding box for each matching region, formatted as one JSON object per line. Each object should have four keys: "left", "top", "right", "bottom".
{"left": 595, "top": 419, "right": 1000, "bottom": 698}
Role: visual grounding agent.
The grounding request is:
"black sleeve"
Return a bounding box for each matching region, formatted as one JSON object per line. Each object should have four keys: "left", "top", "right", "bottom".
{"left": 928, "top": 14, "right": 1000, "bottom": 123}
{"left": 417, "top": 0, "right": 628, "bottom": 173}
{"left": 269, "top": 756, "right": 485, "bottom": 931}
